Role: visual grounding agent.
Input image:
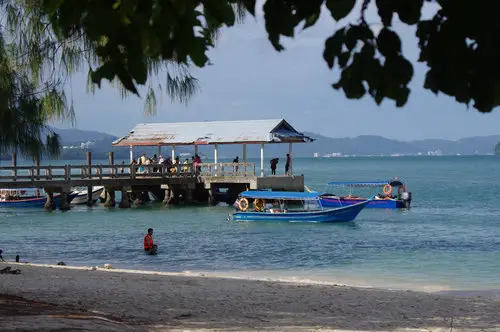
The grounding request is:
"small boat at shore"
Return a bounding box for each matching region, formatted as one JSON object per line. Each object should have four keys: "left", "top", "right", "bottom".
{"left": 0, "top": 188, "right": 77, "bottom": 208}
{"left": 319, "top": 177, "right": 412, "bottom": 209}
{"left": 230, "top": 191, "right": 371, "bottom": 223}
{"left": 70, "top": 186, "right": 105, "bottom": 205}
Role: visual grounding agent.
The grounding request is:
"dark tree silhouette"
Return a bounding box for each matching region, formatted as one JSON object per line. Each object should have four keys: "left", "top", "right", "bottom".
{"left": 1, "top": 0, "right": 500, "bottom": 155}
{"left": 35, "top": 0, "right": 500, "bottom": 113}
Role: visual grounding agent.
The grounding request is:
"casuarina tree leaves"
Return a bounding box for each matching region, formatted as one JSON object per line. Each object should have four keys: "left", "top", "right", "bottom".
{"left": 2, "top": 0, "right": 499, "bottom": 123}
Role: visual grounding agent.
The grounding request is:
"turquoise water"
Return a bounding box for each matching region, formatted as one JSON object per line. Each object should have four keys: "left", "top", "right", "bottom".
{"left": 1, "top": 156, "right": 499, "bottom": 292}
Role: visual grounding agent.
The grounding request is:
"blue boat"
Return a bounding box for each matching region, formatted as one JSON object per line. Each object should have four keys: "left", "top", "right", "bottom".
{"left": 230, "top": 191, "right": 371, "bottom": 223}
{"left": 319, "top": 177, "right": 412, "bottom": 209}
{"left": 0, "top": 188, "right": 77, "bottom": 208}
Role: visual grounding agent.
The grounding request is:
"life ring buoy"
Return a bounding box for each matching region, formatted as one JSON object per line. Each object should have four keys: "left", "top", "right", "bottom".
{"left": 254, "top": 198, "right": 266, "bottom": 211}
{"left": 238, "top": 198, "right": 249, "bottom": 211}
{"left": 398, "top": 185, "right": 407, "bottom": 195}
{"left": 383, "top": 184, "right": 392, "bottom": 196}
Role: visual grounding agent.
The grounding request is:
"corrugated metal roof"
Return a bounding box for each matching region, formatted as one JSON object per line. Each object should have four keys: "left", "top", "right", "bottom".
{"left": 113, "top": 119, "right": 314, "bottom": 146}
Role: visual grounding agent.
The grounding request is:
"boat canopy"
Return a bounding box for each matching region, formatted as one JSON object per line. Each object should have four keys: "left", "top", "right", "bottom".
{"left": 239, "top": 191, "right": 320, "bottom": 201}
{"left": 327, "top": 179, "right": 404, "bottom": 187}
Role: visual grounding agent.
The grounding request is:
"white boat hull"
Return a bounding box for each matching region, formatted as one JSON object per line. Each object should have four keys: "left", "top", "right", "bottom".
{"left": 71, "top": 187, "right": 105, "bottom": 204}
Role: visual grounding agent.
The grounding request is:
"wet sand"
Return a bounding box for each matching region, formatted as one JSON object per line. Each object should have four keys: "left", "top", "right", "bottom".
{"left": 1, "top": 262, "right": 499, "bottom": 331}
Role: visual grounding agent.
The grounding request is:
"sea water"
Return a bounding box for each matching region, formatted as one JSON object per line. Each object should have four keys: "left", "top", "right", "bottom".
{"left": 1, "top": 156, "right": 499, "bottom": 294}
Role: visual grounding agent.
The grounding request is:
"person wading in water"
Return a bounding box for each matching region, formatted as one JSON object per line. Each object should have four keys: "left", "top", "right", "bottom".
{"left": 143, "top": 228, "right": 158, "bottom": 255}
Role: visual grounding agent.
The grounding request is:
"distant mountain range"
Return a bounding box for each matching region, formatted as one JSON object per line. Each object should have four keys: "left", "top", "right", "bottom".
{"left": 298, "top": 132, "right": 500, "bottom": 157}
{"left": 1, "top": 128, "right": 499, "bottom": 160}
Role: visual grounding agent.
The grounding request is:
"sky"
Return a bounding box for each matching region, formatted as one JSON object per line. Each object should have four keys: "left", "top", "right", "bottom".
{"left": 55, "top": 1, "right": 500, "bottom": 141}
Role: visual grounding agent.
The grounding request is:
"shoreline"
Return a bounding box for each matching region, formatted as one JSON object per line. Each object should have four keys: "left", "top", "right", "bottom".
{"left": 1, "top": 262, "right": 500, "bottom": 331}
{"left": 3, "top": 260, "right": 499, "bottom": 297}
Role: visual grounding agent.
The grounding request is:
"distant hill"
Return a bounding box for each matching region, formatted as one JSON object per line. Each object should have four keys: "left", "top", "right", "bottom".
{"left": 303, "top": 133, "right": 500, "bottom": 156}
{"left": 1, "top": 128, "right": 499, "bottom": 160}
{"left": 297, "top": 133, "right": 420, "bottom": 156}
{"left": 215, "top": 132, "right": 500, "bottom": 157}
{"left": 54, "top": 128, "right": 118, "bottom": 144}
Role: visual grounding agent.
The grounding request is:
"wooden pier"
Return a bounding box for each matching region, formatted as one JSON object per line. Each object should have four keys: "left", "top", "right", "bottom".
{"left": 0, "top": 153, "right": 304, "bottom": 210}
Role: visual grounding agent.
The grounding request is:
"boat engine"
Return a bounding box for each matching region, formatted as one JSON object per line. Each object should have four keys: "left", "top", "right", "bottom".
{"left": 400, "top": 191, "right": 412, "bottom": 209}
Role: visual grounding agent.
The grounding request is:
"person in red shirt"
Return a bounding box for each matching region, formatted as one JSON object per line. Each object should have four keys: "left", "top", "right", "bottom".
{"left": 144, "top": 228, "right": 158, "bottom": 255}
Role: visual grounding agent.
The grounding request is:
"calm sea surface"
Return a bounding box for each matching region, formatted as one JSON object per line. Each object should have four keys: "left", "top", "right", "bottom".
{"left": 1, "top": 156, "right": 499, "bottom": 293}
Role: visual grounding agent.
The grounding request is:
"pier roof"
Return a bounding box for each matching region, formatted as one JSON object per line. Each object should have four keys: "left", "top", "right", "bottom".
{"left": 112, "top": 119, "right": 314, "bottom": 146}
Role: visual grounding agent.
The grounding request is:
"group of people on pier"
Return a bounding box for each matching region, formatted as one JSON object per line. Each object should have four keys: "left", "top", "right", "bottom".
{"left": 130, "top": 153, "right": 203, "bottom": 174}
{"left": 269, "top": 153, "right": 292, "bottom": 176}
{"left": 128, "top": 151, "right": 291, "bottom": 176}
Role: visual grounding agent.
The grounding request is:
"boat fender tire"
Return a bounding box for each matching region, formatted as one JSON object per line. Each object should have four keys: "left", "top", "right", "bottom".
{"left": 398, "top": 185, "right": 406, "bottom": 195}
{"left": 238, "top": 198, "right": 249, "bottom": 211}
{"left": 254, "top": 198, "right": 265, "bottom": 211}
{"left": 383, "top": 184, "right": 392, "bottom": 196}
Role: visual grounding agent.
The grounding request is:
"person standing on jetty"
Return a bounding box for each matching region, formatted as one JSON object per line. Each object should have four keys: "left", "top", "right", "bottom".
{"left": 144, "top": 228, "right": 158, "bottom": 255}
{"left": 285, "top": 153, "right": 291, "bottom": 175}
{"left": 0, "top": 249, "right": 4, "bottom": 261}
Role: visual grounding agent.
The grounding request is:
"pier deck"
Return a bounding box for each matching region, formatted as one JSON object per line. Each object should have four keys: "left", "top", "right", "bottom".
{"left": 0, "top": 162, "right": 304, "bottom": 207}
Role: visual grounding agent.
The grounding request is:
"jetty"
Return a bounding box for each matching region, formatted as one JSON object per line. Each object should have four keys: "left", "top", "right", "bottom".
{"left": 0, "top": 119, "right": 314, "bottom": 209}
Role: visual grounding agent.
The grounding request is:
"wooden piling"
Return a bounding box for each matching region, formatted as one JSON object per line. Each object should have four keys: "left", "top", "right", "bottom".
{"left": 119, "top": 189, "right": 131, "bottom": 208}
{"left": 108, "top": 152, "right": 114, "bottom": 177}
{"left": 86, "top": 151, "right": 92, "bottom": 205}
{"left": 59, "top": 192, "right": 71, "bottom": 211}
{"left": 11, "top": 152, "right": 17, "bottom": 180}
{"left": 44, "top": 192, "right": 54, "bottom": 210}
{"left": 162, "top": 189, "right": 172, "bottom": 207}
{"left": 103, "top": 188, "right": 116, "bottom": 208}
{"left": 34, "top": 155, "right": 40, "bottom": 180}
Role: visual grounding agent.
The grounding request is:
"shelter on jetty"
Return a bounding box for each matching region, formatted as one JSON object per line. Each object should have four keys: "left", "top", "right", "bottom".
{"left": 112, "top": 118, "right": 314, "bottom": 177}
{"left": 0, "top": 119, "right": 314, "bottom": 209}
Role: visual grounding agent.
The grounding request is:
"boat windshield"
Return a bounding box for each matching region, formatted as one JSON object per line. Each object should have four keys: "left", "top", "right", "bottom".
{"left": 325, "top": 179, "right": 406, "bottom": 199}
{"left": 236, "top": 197, "right": 324, "bottom": 213}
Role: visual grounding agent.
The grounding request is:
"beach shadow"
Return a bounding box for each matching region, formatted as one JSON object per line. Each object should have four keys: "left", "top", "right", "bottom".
{"left": 0, "top": 294, "right": 136, "bottom": 332}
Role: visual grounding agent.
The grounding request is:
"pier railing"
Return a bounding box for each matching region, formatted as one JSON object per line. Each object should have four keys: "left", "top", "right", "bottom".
{"left": 199, "top": 162, "right": 255, "bottom": 177}
{"left": 0, "top": 162, "right": 256, "bottom": 182}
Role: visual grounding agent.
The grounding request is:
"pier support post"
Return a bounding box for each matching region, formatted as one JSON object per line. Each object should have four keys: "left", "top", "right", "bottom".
{"left": 260, "top": 143, "right": 264, "bottom": 177}
{"left": 162, "top": 189, "right": 172, "bottom": 207}
{"left": 119, "top": 189, "right": 131, "bottom": 208}
{"left": 59, "top": 192, "right": 71, "bottom": 211}
{"left": 108, "top": 152, "right": 114, "bottom": 177}
{"left": 214, "top": 143, "right": 219, "bottom": 176}
{"left": 44, "top": 192, "right": 55, "bottom": 210}
{"left": 103, "top": 189, "right": 115, "bottom": 208}
{"left": 86, "top": 152, "right": 93, "bottom": 205}
{"left": 208, "top": 188, "right": 215, "bottom": 206}
{"left": 35, "top": 155, "right": 40, "bottom": 180}
{"left": 12, "top": 152, "right": 17, "bottom": 180}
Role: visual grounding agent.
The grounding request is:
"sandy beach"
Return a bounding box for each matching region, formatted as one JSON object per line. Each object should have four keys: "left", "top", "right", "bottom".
{"left": 1, "top": 262, "right": 499, "bottom": 331}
